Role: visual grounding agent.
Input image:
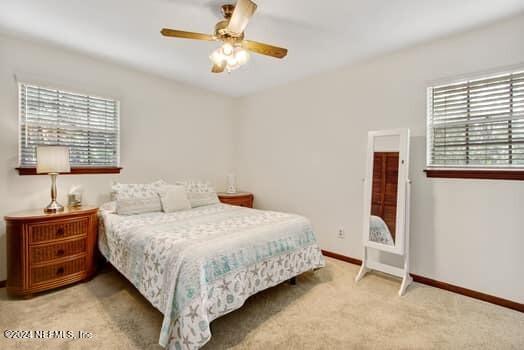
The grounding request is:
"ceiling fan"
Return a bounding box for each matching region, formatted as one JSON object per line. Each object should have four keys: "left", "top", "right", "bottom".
{"left": 160, "top": 0, "right": 288, "bottom": 73}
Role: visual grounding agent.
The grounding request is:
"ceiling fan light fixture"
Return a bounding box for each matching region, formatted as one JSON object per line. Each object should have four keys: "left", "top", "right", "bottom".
{"left": 210, "top": 45, "right": 250, "bottom": 73}
{"left": 162, "top": 1, "right": 287, "bottom": 74}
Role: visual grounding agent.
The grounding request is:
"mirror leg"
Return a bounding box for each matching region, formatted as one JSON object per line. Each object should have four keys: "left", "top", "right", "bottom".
{"left": 355, "top": 246, "right": 369, "bottom": 282}
{"left": 399, "top": 273, "right": 413, "bottom": 296}
{"left": 398, "top": 179, "right": 412, "bottom": 296}
{"left": 398, "top": 252, "right": 412, "bottom": 296}
{"left": 355, "top": 264, "right": 369, "bottom": 282}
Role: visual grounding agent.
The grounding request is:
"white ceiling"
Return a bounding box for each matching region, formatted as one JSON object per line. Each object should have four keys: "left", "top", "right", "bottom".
{"left": 1, "top": 0, "right": 523, "bottom": 96}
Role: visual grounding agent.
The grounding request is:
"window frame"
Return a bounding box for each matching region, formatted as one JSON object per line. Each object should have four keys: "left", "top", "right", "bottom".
{"left": 425, "top": 66, "right": 524, "bottom": 180}
{"left": 16, "top": 81, "right": 122, "bottom": 175}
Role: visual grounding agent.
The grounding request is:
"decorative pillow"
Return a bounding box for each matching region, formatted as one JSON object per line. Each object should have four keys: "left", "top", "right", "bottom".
{"left": 112, "top": 180, "right": 166, "bottom": 215}
{"left": 159, "top": 185, "right": 191, "bottom": 213}
{"left": 176, "top": 180, "right": 220, "bottom": 208}
{"left": 111, "top": 180, "right": 166, "bottom": 199}
{"left": 115, "top": 197, "right": 162, "bottom": 215}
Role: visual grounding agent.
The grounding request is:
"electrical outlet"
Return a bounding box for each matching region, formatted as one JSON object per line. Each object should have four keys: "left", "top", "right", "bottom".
{"left": 337, "top": 227, "right": 345, "bottom": 239}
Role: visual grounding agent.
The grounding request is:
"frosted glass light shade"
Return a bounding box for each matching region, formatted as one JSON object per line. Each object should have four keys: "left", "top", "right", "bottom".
{"left": 235, "top": 49, "right": 249, "bottom": 65}
{"left": 36, "top": 146, "right": 71, "bottom": 174}
{"left": 210, "top": 49, "right": 225, "bottom": 66}
{"left": 221, "top": 43, "right": 234, "bottom": 56}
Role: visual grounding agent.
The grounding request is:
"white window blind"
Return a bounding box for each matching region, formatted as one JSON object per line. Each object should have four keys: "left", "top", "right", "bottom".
{"left": 427, "top": 70, "right": 524, "bottom": 168}
{"left": 19, "top": 83, "right": 119, "bottom": 168}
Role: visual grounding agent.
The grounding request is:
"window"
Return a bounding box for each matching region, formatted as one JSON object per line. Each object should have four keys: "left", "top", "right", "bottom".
{"left": 426, "top": 69, "right": 524, "bottom": 180}
{"left": 18, "top": 83, "right": 121, "bottom": 174}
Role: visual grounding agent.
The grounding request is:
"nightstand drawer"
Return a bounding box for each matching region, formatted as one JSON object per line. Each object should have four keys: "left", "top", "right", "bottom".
{"left": 217, "top": 192, "right": 254, "bottom": 208}
{"left": 221, "top": 197, "right": 252, "bottom": 207}
{"left": 29, "top": 217, "right": 88, "bottom": 244}
{"left": 31, "top": 238, "right": 87, "bottom": 264}
{"left": 31, "top": 257, "right": 87, "bottom": 285}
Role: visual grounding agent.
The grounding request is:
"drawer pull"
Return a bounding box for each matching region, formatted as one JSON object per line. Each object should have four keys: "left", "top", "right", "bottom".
{"left": 56, "top": 267, "right": 65, "bottom": 276}
{"left": 56, "top": 249, "right": 65, "bottom": 257}
{"left": 56, "top": 228, "right": 65, "bottom": 236}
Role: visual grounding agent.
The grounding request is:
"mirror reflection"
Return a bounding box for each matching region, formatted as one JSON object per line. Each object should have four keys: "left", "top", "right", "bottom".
{"left": 369, "top": 136, "right": 400, "bottom": 246}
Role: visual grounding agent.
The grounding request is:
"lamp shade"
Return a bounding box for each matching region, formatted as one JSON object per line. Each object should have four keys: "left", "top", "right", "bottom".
{"left": 36, "top": 146, "right": 71, "bottom": 174}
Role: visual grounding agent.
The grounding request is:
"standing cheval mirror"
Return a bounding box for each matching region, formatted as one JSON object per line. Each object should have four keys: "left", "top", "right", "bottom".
{"left": 355, "top": 128, "right": 412, "bottom": 296}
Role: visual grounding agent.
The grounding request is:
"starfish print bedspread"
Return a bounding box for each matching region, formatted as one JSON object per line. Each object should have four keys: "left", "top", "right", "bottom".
{"left": 99, "top": 203, "right": 324, "bottom": 349}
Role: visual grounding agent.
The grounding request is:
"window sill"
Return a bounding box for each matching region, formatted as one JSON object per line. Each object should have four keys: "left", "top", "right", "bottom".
{"left": 424, "top": 169, "right": 524, "bottom": 181}
{"left": 17, "top": 167, "right": 122, "bottom": 175}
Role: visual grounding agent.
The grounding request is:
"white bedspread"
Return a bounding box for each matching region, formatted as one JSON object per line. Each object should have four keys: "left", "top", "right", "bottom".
{"left": 98, "top": 203, "right": 324, "bottom": 349}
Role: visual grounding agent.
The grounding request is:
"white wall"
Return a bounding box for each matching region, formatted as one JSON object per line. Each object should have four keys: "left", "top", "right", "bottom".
{"left": 0, "top": 35, "right": 235, "bottom": 281}
{"left": 234, "top": 15, "right": 524, "bottom": 303}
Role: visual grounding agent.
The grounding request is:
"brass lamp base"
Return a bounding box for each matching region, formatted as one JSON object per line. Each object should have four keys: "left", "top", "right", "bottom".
{"left": 43, "top": 172, "right": 64, "bottom": 213}
{"left": 44, "top": 200, "right": 64, "bottom": 213}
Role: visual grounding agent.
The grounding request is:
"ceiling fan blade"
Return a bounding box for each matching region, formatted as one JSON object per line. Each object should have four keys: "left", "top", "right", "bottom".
{"left": 227, "top": 0, "right": 257, "bottom": 35}
{"left": 243, "top": 40, "right": 288, "bottom": 59}
{"left": 211, "top": 63, "right": 225, "bottom": 73}
{"left": 161, "top": 28, "right": 215, "bottom": 41}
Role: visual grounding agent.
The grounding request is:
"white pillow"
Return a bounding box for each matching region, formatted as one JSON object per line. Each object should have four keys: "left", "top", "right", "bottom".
{"left": 112, "top": 180, "right": 166, "bottom": 215}
{"left": 159, "top": 185, "right": 191, "bottom": 213}
{"left": 111, "top": 180, "right": 167, "bottom": 199}
{"left": 176, "top": 180, "right": 220, "bottom": 208}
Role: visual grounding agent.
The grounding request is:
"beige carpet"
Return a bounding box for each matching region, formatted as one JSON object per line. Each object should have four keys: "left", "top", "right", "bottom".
{"left": 1, "top": 258, "right": 523, "bottom": 350}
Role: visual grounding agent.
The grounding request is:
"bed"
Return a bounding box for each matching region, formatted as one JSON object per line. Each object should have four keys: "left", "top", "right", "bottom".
{"left": 98, "top": 202, "right": 324, "bottom": 349}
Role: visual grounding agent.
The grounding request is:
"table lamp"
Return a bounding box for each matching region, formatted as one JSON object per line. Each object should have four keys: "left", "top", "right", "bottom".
{"left": 36, "top": 146, "right": 71, "bottom": 213}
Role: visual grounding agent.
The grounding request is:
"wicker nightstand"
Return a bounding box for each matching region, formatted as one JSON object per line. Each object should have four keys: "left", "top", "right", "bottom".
{"left": 4, "top": 206, "right": 98, "bottom": 298}
{"left": 217, "top": 192, "right": 254, "bottom": 208}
